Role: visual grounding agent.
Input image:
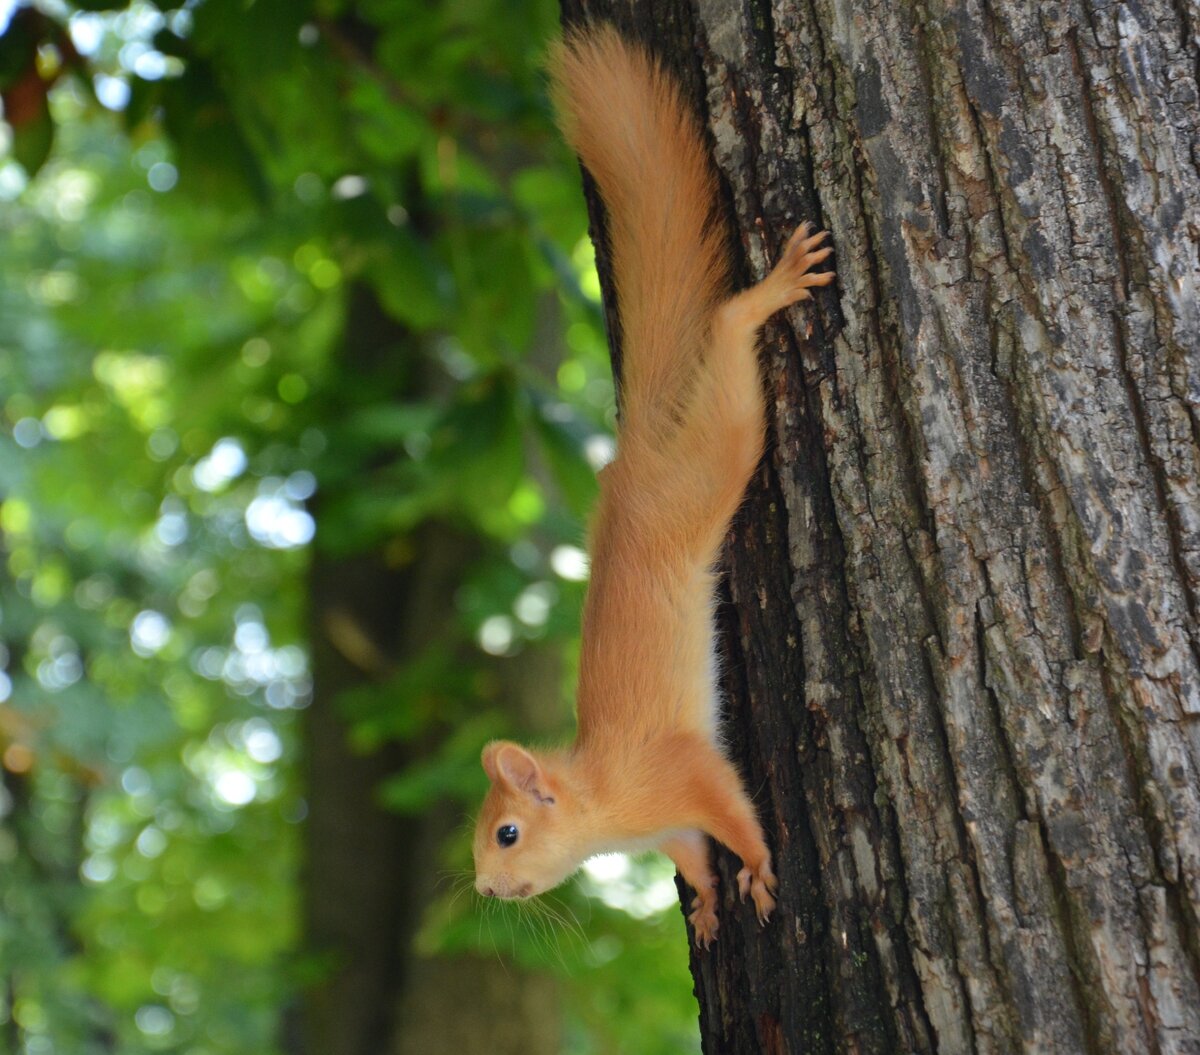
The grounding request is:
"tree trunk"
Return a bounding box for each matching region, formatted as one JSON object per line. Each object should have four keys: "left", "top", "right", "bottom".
{"left": 296, "top": 285, "right": 562, "bottom": 1055}
{"left": 561, "top": 1, "right": 1200, "bottom": 1051}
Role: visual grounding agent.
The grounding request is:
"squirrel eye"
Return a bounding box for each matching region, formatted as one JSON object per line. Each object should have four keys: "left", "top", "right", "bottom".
{"left": 496, "top": 824, "right": 519, "bottom": 848}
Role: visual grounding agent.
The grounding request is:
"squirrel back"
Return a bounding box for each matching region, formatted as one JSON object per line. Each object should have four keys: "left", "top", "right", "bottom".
{"left": 551, "top": 28, "right": 754, "bottom": 746}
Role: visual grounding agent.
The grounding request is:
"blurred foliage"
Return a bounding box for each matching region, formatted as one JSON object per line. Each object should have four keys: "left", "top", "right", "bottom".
{"left": 0, "top": 0, "right": 697, "bottom": 1053}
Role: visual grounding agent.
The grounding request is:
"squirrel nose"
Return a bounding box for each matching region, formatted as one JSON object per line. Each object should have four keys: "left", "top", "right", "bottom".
{"left": 478, "top": 883, "right": 495, "bottom": 897}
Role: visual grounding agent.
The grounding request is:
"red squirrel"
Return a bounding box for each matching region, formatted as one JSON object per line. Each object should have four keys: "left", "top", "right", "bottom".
{"left": 472, "top": 24, "right": 834, "bottom": 947}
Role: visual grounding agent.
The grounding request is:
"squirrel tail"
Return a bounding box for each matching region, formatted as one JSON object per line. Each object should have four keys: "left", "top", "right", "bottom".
{"left": 548, "top": 26, "right": 730, "bottom": 438}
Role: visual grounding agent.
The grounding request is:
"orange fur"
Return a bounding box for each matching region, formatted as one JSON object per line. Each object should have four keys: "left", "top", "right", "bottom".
{"left": 472, "top": 24, "right": 835, "bottom": 947}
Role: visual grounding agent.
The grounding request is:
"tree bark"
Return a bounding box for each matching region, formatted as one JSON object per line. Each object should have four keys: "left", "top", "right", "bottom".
{"left": 561, "top": 1, "right": 1200, "bottom": 1051}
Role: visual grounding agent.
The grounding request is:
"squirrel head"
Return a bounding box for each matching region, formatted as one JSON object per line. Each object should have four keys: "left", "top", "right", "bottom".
{"left": 472, "top": 740, "right": 580, "bottom": 899}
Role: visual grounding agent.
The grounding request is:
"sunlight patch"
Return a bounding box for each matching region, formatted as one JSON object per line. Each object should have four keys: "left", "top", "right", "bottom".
{"left": 550, "top": 544, "right": 589, "bottom": 581}
{"left": 192, "top": 438, "right": 246, "bottom": 492}
{"left": 130, "top": 610, "right": 171, "bottom": 657}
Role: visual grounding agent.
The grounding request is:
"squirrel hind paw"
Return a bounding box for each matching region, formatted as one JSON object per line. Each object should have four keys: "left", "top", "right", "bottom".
{"left": 737, "top": 863, "right": 778, "bottom": 925}
{"left": 689, "top": 906, "right": 719, "bottom": 949}
{"left": 779, "top": 229, "right": 835, "bottom": 288}
{"left": 761, "top": 226, "right": 836, "bottom": 313}
{"left": 688, "top": 892, "right": 720, "bottom": 949}
{"left": 784, "top": 221, "right": 832, "bottom": 252}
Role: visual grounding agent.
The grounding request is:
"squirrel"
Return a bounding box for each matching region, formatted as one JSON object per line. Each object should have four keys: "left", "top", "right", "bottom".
{"left": 472, "top": 24, "right": 835, "bottom": 947}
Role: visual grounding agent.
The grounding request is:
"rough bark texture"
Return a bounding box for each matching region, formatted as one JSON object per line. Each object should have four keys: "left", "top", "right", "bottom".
{"left": 560, "top": 1, "right": 1200, "bottom": 1051}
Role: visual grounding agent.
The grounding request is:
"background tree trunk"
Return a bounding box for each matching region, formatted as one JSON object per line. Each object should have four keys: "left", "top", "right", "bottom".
{"left": 562, "top": 1, "right": 1200, "bottom": 1051}
{"left": 297, "top": 285, "right": 562, "bottom": 1055}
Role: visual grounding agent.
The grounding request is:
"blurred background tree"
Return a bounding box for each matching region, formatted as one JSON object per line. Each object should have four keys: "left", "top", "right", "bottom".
{"left": 0, "top": 1, "right": 699, "bottom": 1052}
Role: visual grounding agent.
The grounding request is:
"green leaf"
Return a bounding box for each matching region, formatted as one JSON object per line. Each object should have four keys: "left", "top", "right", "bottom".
{"left": 152, "top": 29, "right": 191, "bottom": 59}
{"left": 347, "top": 77, "right": 431, "bottom": 164}
{"left": 341, "top": 403, "right": 440, "bottom": 447}
{"left": 189, "top": 0, "right": 308, "bottom": 77}
{"left": 123, "top": 75, "right": 162, "bottom": 132}
{"left": 0, "top": 19, "right": 33, "bottom": 89}
{"left": 337, "top": 647, "right": 475, "bottom": 748}
{"left": 0, "top": 9, "right": 55, "bottom": 176}
{"left": 8, "top": 89, "right": 53, "bottom": 175}
{"left": 528, "top": 387, "right": 600, "bottom": 518}
{"left": 367, "top": 226, "right": 453, "bottom": 328}
{"left": 468, "top": 227, "right": 536, "bottom": 353}
{"left": 160, "top": 62, "right": 268, "bottom": 206}
{"left": 431, "top": 375, "right": 525, "bottom": 526}
{"left": 378, "top": 712, "right": 503, "bottom": 812}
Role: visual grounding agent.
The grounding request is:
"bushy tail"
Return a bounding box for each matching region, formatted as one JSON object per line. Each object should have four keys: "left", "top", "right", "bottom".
{"left": 548, "top": 26, "right": 729, "bottom": 437}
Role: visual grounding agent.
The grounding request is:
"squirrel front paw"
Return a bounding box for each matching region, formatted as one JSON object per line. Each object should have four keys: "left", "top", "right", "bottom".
{"left": 737, "top": 859, "right": 778, "bottom": 924}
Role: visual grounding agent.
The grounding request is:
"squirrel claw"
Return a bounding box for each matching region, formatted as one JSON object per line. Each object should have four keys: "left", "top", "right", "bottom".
{"left": 688, "top": 896, "right": 719, "bottom": 949}
{"left": 737, "top": 862, "right": 778, "bottom": 924}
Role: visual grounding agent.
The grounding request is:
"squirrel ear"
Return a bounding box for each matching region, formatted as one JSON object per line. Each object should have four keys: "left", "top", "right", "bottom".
{"left": 490, "top": 742, "right": 555, "bottom": 804}
{"left": 481, "top": 740, "right": 509, "bottom": 783}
